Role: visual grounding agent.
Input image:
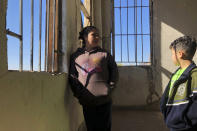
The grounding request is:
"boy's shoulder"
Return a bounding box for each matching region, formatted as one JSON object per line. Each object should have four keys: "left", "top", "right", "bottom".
{"left": 191, "top": 67, "right": 197, "bottom": 78}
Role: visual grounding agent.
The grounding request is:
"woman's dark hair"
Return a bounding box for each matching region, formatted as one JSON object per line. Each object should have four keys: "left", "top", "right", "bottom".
{"left": 78, "top": 26, "right": 99, "bottom": 48}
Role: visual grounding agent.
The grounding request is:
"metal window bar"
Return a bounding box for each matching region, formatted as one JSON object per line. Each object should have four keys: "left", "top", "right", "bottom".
{"left": 135, "top": 0, "right": 137, "bottom": 65}
{"left": 141, "top": 0, "right": 143, "bottom": 62}
{"left": 112, "top": 0, "right": 151, "bottom": 65}
{"left": 111, "top": 0, "right": 115, "bottom": 59}
{"left": 133, "top": 0, "right": 136, "bottom": 64}
{"left": 19, "top": 0, "right": 23, "bottom": 71}
{"left": 127, "top": 0, "right": 129, "bottom": 62}
{"left": 45, "top": 0, "right": 50, "bottom": 71}
{"left": 150, "top": 0, "right": 153, "bottom": 65}
{"left": 39, "top": 0, "right": 42, "bottom": 72}
{"left": 47, "top": 0, "right": 52, "bottom": 72}
{"left": 6, "top": 30, "right": 22, "bottom": 40}
{"left": 45, "top": 0, "right": 49, "bottom": 71}
{"left": 120, "top": 1, "right": 122, "bottom": 62}
{"left": 30, "top": 0, "right": 34, "bottom": 71}
{"left": 52, "top": 0, "right": 56, "bottom": 72}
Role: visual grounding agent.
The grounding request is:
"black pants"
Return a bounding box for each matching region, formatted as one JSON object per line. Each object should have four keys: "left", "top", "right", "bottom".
{"left": 82, "top": 102, "right": 112, "bottom": 131}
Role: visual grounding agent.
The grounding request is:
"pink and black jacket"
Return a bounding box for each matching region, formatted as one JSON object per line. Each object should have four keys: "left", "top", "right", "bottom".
{"left": 68, "top": 47, "right": 119, "bottom": 106}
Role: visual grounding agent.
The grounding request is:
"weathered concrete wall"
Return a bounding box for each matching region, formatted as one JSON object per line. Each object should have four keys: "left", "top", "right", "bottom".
{"left": 0, "top": 72, "right": 69, "bottom": 131}
{"left": 0, "top": 0, "right": 84, "bottom": 131}
{"left": 153, "top": 0, "right": 197, "bottom": 94}
{"left": 92, "top": 0, "right": 102, "bottom": 35}
{"left": 101, "top": 0, "right": 112, "bottom": 52}
{"left": 62, "top": 0, "right": 82, "bottom": 73}
{"left": 112, "top": 66, "right": 153, "bottom": 106}
{"left": 0, "top": 0, "right": 7, "bottom": 73}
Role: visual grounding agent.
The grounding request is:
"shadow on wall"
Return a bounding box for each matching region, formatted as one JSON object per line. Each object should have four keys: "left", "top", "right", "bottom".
{"left": 146, "top": 65, "right": 172, "bottom": 106}
{"left": 159, "top": 0, "right": 197, "bottom": 37}
{"left": 159, "top": 66, "right": 172, "bottom": 79}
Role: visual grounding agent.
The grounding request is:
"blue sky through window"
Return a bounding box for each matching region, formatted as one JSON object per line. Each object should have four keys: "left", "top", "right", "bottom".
{"left": 81, "top": 0, "right": 85, "bottom": 26}
{"left": 7, "top": 0, "right": 46, "bottom": 71}
{"left": 114, "top": 0, "right": 150, "bottom": 64}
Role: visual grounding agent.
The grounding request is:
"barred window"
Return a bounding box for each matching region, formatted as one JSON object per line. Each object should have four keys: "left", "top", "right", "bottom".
{"left": 6, "top": 0, "right": 61, "bottom": 72}
{"left": 112, "top": 0, "right": 152, "bottom": 66}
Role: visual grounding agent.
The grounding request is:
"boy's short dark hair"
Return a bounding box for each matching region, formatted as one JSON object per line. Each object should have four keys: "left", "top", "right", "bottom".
{"left": 170, "top": 36, "right": 197, "bottom": 60}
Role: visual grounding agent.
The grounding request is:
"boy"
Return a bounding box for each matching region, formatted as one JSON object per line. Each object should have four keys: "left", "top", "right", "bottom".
{"left": 160, "top": 36, "right": 197, "bottom": 131}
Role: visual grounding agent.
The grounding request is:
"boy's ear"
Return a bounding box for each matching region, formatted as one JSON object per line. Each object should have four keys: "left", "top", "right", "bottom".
{"left": 178, "top": 50, "right": 185, "bottom": 59}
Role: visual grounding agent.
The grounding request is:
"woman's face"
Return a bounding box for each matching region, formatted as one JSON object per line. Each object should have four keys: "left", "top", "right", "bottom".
{"left": 85, "top": 30, "right": 100, "bottom": 48}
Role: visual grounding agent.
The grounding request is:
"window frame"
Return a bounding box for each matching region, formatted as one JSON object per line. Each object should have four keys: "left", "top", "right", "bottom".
{"left": 111, "top": 0, "right": 153, "bottom": 66}
{"left": 6, "top": 0, "right": 61, "bottom": 72}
